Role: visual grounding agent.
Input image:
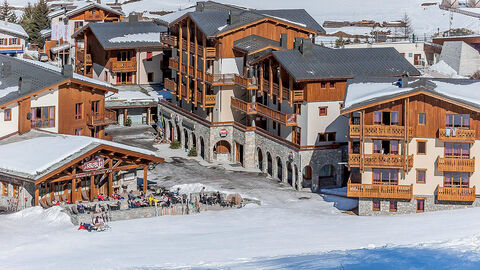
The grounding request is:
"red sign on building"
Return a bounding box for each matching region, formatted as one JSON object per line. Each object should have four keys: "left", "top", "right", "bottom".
{"left": 81, "top": 158, "right": 105, "bottom": 172}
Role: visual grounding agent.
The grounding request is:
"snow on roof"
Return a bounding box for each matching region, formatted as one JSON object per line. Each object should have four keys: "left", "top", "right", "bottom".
{"left": 428, "top": 60, "right": 465, "bottom": 78}
{"left": 262, "top": 14, "right": 307, "bottom": 28}
{"left": 64, "top": 0, "right": 123, "bottom": 17}
{"left": 48, "top": 8, "right": 66, "bottom": 18}
{"left": 109, "top": 32, "right": 161, "bottom": 43}
{"left": 154, "top": 7, "right": 194, "bottom": 24}
{"left": 0, "top": 20, "right": 28, "bottom": 38}
{"left": 0, "top": 131, "right": 160, "bottom": 177}
{"left": 0, "top": 86, "right": 17, "bottom": 99}
{"left": 344, "top": 82, "right": 409, "bottom": 110}
{"left": 50, "top": 43, "right": 71, "bottom": 53}
{"left": 106, "top": 90, "right": 159, "bottom": 102}
{"left": 20, "top": 58, "right": 116, "bottom": 90}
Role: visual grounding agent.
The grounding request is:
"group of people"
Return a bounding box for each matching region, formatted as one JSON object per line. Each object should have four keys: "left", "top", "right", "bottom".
{"left": 97, "top": 192, "right": 124, "bottom": 201}
{"left": 199, "top": 187, "right": 222, "bottom": 205}
{"left": 127, "top": 188, "right": 183, "bottom": 209}
{"left": 78, "top": 216, "right": 107, "bottom": 232}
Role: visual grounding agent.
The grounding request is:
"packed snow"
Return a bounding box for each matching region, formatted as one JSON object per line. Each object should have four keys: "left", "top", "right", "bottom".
{"left": 109, "top": 32, "right": 161, "bottom": 43}
{"left": 0, "top": 85, "right": 17, "bottom": 99}
{"left": 343, "top": 82, "right": 410, "bottom": 109}
{"left": 106, "top": 90, "right": 159, "bottom": 102}
{"left": 429, "top": 60, "right": 465, "bottom": 78}
{"left": 0, "top": 20, "right": 28, "bottom": 38}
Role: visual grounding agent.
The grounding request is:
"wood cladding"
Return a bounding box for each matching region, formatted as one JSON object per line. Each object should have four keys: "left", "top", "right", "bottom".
{"left": 69, "top": 8, "right": 121, "bottom": 22}
{"left": 304, "top": 81, "right": 347, "bottom": 102}
{"left": 361, "top": 94, "right": 480, "bottom": 139}
{"left": 18, "top": 97, "right": 31, "bottom": 134}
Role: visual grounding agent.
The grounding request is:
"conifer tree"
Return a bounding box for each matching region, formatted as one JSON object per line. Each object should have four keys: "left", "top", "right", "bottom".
{"left": 20, "top": 3, "right": 34, "bottom": 43}
{"left": 29, "top": 0, "right": 50, "bottom": 46}
{"left": 0, "top": 0, "right": 17, "bottom": 23}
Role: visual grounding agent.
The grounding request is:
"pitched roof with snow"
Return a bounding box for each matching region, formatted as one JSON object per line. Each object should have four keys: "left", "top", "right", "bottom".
{"left": 74, "top": 21, "right": 167, "bottom": 50}
{"left": 0, "top": 20, "right": 28, "bottom": 39}
{"left": 0, "top": 55, "right": 117, "bottom": 106}
{"left": 342, "top": 77, "right": 480, "bottom": 112}
{"left": 0, "top": 130, "right": 161, "bottom": 181}
{"left": 65, "top": 1, "right": 124, "bottom": 17}
{"left": 271, "top": 45, "right": 420, "bottom": 81}
{"left": 233, "top": 35, "right": 281, "bottom": 53}
{"left": 164, "top": 1, "right": 325, "bottom": 38}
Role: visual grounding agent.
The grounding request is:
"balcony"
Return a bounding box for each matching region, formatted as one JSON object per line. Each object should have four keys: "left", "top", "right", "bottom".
{"left": 349, "top": 124, "right": 414, "bottom": 139}
{"left": 292, "top": 90, "right": 304, "bottom": 102}
{"left": 160, "top": 33, "right": 177, "bottom": 47}
{"left": 164, "top": 78, "right": 177, "bottom": 92}
{"left": 204, "top": 95, "right": 216, "bottom": 108}
{"left": 84, "top": 12, "right": 103, "bottom": 21}
{"left": 437, "top": 157, "right": 475, "bottom": 172}
{"left": 438, "top": 128, "right": 476, "bottom": 143}
{"left": 231, "top": 97, "right": 297, "bottom": 126}
{"left": 347, "top": 182, "right": 413, "bottom": 199}
{"left": 349, "top": 153, "right": 413, "bottom": 169}
{"left": 436, "top": 185, "right": 475, "bottom": 202}
{"left": 109, "top": 59, "right": 137, "bottom": 73}
{"left": 87, "top": 110, "right": 117, "bottom": 126}
{"left": 204, "top": 47, "right": 216, "bottom": 58}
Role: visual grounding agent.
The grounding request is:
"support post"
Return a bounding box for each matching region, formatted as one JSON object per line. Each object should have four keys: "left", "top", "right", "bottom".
{"left": 147, "top": 107, "right": 151, "bottom": 125}
{"left": 108, "top": 159, "right": 113, "bottom": 197}
{"left": 279, "top": 68, "right": 283, "bottom": 102}
{"left": 143, "top": 166, "right": 148, "bottom": 194}
{"left": 34, "top": 185, "right": 39, "bottom": 206}
{"left": 194, "top": 25, "right": 198, "bottom": 106}
{"left": 90, "top": 175, "right": 95, "bottom": 201}
{"left": 202, "top": 35, "right": 206, "bottom": 105}
{"left": 124, "top": 109, "right": 128, "bottom": 126}
{"left": 186, "top": 19, "right": 191, "bottom": 102}
{"left": 269, "top": 59, "right": 273, "bottom": 98}
{"left": 178, "top": 23, "right": 183, "bottom": 98}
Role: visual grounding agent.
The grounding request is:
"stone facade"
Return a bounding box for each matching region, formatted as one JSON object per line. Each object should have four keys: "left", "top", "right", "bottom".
{"left": 0, "top": 179, "right": 34, "bottom": 212}
{"left": 158, "top": 102, "right": 347, "bottom": 191}
{"left": 359, "top": 196, "right": 480, "bottom": 216}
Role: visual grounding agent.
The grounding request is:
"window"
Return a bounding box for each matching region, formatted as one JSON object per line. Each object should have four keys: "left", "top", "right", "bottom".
{"left": 416, "top": 198, "right": 425, "bottom": 212}
{"left": 147, "top": 72, "right": 154, "bottom": 82}
{"left": 445, "top": 143, "right": 470, "bottom": 158}
{"left": 321, "top": 82, "right": 326, "bottom": 88}
{"left": 0, "top": 38, "right": 6, "bottom": 45}
{"left": 330, "top": 82, "right": 335, "bottom": 88}
{"left": 446, "top": 114, "right": 470, "bottom": 129}
{"left": 444, "top": 172, "right": 469, "bottom": 187}
{"left": 318, "top": 106, "right": 328, "bottom": 116}
{"left": 372, "top": 199, "right": 380, "bottom": 211}
{"left": 30, "top": 106, "right": 55, "bottom": 128}
{"left": 146, "top": 52, "right": 153, "bottom": 61}
{"left": 373, "top": 169, "right": 399, "bottom": 185}
{"left": 75, "top": 128, "right": 82, "bottom": 136}
{"left": 417, "top": 140, "right": 426, "bottom": 155}
{"left": 416, "top": 169, "right": 426, "bottom": 184}
{"left": 4, "top": 108, "right": 11, "bottom": 121}
{"left": 318, "top": 132, "right": 335, "bottom": 142}
{"left": 373, "top": 140, "right": 399, "bottom": 155}
{"left": 91, "top": 101, "right": 99, "bottom": 115}
{"left": 1, "top": 181, "right": 7, "bottom": 196}
{"left": 294, "top": 104, "right": 301, "bottom": 115}
{"left": 418, "top": 113, "right": 426, "bottom": 125}
{"left": 75, "top": 103, "right": 83, "bottom": 120}
{"left": 117, "top": 51, "right": 132, "bottom": 62}
{"left": 74, "top": 21, "right": 84, "bottom": 29}
{"left": 12, "top": 185, "right": 19, "bottom": 198}
{"left": 116, "top": 72, "right": 134, "bottom": 84}
{"left": 9, "top": 38, "right": 18, "bottom": 45}
{"left": 104, "top": 71, "right": 108, "bottom": 81}
{"left": 374, "top": 111, "right": 399, "bottom": 125}
{"left": 272, "top": 95, "right": 277, "bottom": 105}
{"left": 339, "top": 102, "right": 343, "bottom": 110}
{"left": 273, "top": 121, "right": 277, "bottom": 130}
{"left": 389, "top": 200, "right": 397, "bottom": 212}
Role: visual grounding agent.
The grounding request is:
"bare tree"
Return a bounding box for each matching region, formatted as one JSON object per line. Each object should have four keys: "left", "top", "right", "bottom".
{"left": 402, "top": 13, "right": 413, "bottom": 39}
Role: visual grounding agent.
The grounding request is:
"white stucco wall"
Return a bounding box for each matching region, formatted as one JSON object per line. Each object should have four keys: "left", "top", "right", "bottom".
{"left": 215, "top": 58, "right": 244, "bottom": 75}
{"left": 136, "top": 50, "right": 163, "bottom": 85}
{"left": 0, "top": 103, "right": 19, "bottom": 137}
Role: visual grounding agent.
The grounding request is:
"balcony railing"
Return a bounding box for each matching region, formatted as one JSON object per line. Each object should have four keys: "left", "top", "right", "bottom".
{"left": 234, "top": 74, "right": 258, "bottom": 89}
{"left": 437, "top": 185, "right": 475, "bottom": 202}
{"left": 349, "top": 153, "right": 413, "bottom": 169}
{"left": 164, "top": 78, "right": 177, "bottom": 92}
{"left": 437, "top": 157, "right": 475, "bottom": 172}
{"left": 347, "top": 181, "right": 413, "bottom": 199}
{"left": 231, "top": 97, "right": 297, "bottom": 126}
{"left": 204, "top": 47, "right": 216, "bottom": 58}
{"left": 109, "top": 59, "right": 137, "bottom": 73}
{"left": 349, "top": 124, "right": 414, "bottom": 139}
{"left": 438, "top": 128, "right": 476, "bottom": 142}
{"left": 87, "top": 110, "right": 117, "bottom": 126}
{"left": 160, "top": 33, "right": 177, "bottom": 47}
{"left": 292, "top": 90, "right": 304, "bottom": 102}
{"left": 85, "top": 13, "right": 103, "bottom": 21}
{"left": 204, "top": 95, "right": 216, "bottom": 107}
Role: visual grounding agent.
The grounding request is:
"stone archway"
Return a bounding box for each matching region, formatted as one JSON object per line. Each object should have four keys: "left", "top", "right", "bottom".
{"left": 200, "top": 137, "right": 205, "bottom": 159}
{"left": 257, "top": 148, "right": 263, "bottom": 172}
{"left": 168, "top": 121, "right": 174, "bottom": 141}
{"left": 303, "top": 165, "right": 313, "bottom": 189}
{"left": 176, "top": 124, "right": 181, "bottom": 142}
{"left": 192, "top": 133, "right": 197, "bottom": 150}
{"left": 184, "top": 129, "right": 189, "bottom": 150}
{"left": 276, "top": 157, "right": 283, "bottom": 181}
{"left": 215, "top": 140, "right": 231, "bottom": 162}
{"left": 267, "top": 152, "right": 273, "bottom": 176}
{"left": 294, "top": 164, "right": 299, "bottom": 189}
{"left": 318, "top": 164, "right": 337, "bottom": 188}
{"left": 287, "top": 162, "right": 293, "bottom": 186}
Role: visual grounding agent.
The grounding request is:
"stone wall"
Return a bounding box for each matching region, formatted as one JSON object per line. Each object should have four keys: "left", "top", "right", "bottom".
{"left": 359, "top": 196, "right": 480, "bottom": 216}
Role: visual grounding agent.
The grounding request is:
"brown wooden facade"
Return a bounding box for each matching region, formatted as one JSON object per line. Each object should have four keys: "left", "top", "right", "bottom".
{"left": 34, "top": 144, "right": 163, "bottom": 206}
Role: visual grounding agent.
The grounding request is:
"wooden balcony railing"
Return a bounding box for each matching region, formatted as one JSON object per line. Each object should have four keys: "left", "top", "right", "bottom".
{"left": 204, "top": 95, "right": 216, "bottom": 107}
{"left": 109, "top": 59, "right": 137, "bottom": 73}
{"left": 231, "top": 97, "right": 296, "bottom": 125}
{"left": 349, "top": 153, "right": 413, "bottom": 169}
{"left": 160, "top": 33, "right": 177, "bottom": 47}
{"left": 164, "top": 78, "right": 177, "bottom": 92}
{"left": 437, "top": 185, "right": 475, "bottom": 202}
{"left": 204, "top": 47, "right": 216, "bottom": 58}
{"left": 292, "top": 90, "right": 304, "bottom": 102}
{"left": 231, "top": 97, "right": 256, "bottom": 114}
{"left": 85, "top": 13, "right": 103, "bottom": 21}
{"left": 347, "top": 181, "right": 413, "bottom": 199}
{"left": 234, "top": 74, "right": 258, "bottom": 89}
{"left": 438, "top": 128, "right": 476, "bottom": 142}
{"left": 87, "top": 110, "right": 117, "bottom": 126}
{"left": 349, "top": 124, "right": 414, "bottom": 139}
{"left": 437, "top": 157, "right": 475, "bottom": 172}
{"left": 179, "top": 39, "right": 216, "bottom": 58}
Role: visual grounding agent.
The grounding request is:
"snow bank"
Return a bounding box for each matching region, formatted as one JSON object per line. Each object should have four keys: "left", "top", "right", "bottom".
{"left": 6, "top": 206, "right": 71, "bottom": 226}
{"left": 429, "top": 60, "right": 464, "bottom": 78}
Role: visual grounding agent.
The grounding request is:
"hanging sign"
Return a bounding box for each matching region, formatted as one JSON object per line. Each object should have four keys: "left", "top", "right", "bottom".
{"left": 219, "top": 128, "right": 228, "bottom": 137}
{"left": 81, "top": 158, "right": 105, "bottom": 172}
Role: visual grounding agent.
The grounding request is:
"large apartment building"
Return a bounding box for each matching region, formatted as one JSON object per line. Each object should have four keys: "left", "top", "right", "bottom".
{"left": 342, "top": 77, "right": 480, "bottom": 215}
{"left": 157, "top": 1, "right": 419, "bottom": 191}
{"left": 0, "top": 55, "right": 117, "bottom": 140}
{"left": 44, "top": 0, "right": 123, "bottom": 64}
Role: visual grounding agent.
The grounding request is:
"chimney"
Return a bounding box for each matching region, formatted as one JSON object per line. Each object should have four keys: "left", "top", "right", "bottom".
{"left": 280, "top": 33, "right": 288, "bottom": 49}
{"left": 228, "top": 10, "right": 241, "bottom": 25}
{"left": 62, "top": 65, "right": 74, "bottom": 78}
{"left": 18, "top": 77, "right": 32, "bottom": 94}
{"left": 196, "top": 2, "right": 205, "bottom": 12}
{"left": 401, "top": 76, "right": 409, "bottom": 88}
{"left": 129, "top": 12, "right": 139, "bottom": 23}
{"left": 300, "top": 38, "right": 312, "bottom": 57}
{"left": 294, "top": 37, "right": 303, "bottom": 50}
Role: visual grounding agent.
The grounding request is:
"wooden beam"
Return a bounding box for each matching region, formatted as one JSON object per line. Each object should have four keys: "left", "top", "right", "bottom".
{"left": 34, "top": 185, "right": 39, "bottom": 206}
{"left": 90, "top": 175, "right": 94, "bottom": 201}
{"left": 108, "top": 159, "right": 113, "bottom": 197}
{"left": 202, "top": 35, "right": 206, "bottom": 105}
{"left": 269, "top": 59, "right": 273, "bottom": 98}
{"left": 289, "top": 75, "right": 293, "bottom": 106}
{"left": 279, "top": 68, "right": 283, "bottom": 102}
{"left": 48, "top": 164, "right": 141, "bottom": 183}
{"left": 143, "top": 166, "right": 148, "bottom": 194}
{"left": 178, "top": 23, "right": 183, "bottom": 98}
{"left": 194, "top": 25, "right": 198, "bottom": 107}
{"left": 186, "top": 19, "right": 191, "bottom": 103}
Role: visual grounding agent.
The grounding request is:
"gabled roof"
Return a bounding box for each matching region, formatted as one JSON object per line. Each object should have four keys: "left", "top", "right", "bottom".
{"left": 167, "top": 1, "right": 324, "bottom": 38}
{"left": 233, "top": 35, "right": 281, "bottom": 54}
{"left": 65, "top": 1, "right": 124, "bottom": 18}
{"left": 342, "top": 77, "right": 480, "bottom": 113}
{"left": 0, "top": 55, "right": 117, "bottom": 107}
{"left": 73, "top": 21, "right": 167, "bottom": 50}
{"left": 271, "top": 45, "right": 420, "bottom": 81}
{"left": 0, "top": 20, "right": 28, "bottom": 39}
